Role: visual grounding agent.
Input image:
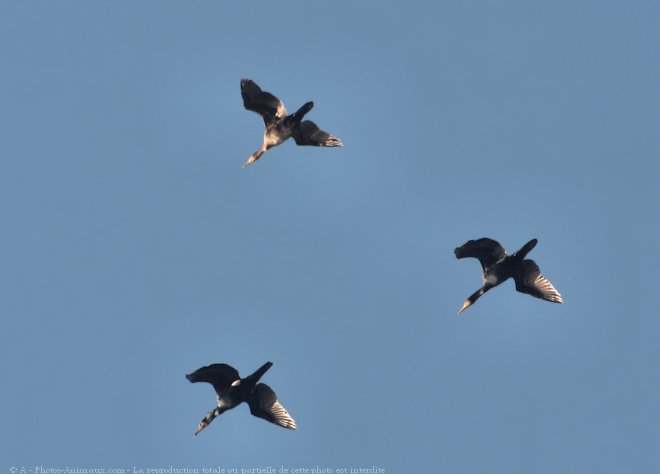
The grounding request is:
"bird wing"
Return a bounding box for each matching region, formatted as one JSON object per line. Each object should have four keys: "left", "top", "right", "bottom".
{"left": 293, "top": 120, "right": 343, "bottom": 147}
{"left": 513, "top": 259, "right": 563, "bottom": 303}
{"left": 248, "top": 383, "right": 297, "bottom": 430}
{"left": 186, "top": 364, "right": 240, "bottom": 395}
{"left": 241, "top": 78, "right": 287, "bottom": 127}
{"left": 454, "top": 238, "right": 507, "bottom": 272}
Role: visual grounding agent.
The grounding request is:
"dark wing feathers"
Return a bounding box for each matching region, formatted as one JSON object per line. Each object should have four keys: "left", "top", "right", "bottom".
{"left": 248, "top": 383, "right": 297, "bottom": 430}
{"left": 186, "top": 364, "right": 240, "bottom": 395}
{"left": 241, "top": 78, "right": 287, "bottom": 126}
{"left": 454, "top": 238, "right": 507, "bottom": 272}
{"left": 513, "top": 260, "right": 563, "bottom": 303}
{"left": 293, "top": 120, "right": 343, "bottom": 147}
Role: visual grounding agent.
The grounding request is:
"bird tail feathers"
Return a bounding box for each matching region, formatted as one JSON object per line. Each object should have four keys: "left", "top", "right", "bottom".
{"left": 292, "top": 102, "right": 314, "bottom": 121}
{"left": 248, "top": 362, "right": 273, "bottom": 383}
{"left": 514, "top": 239, "right": 538, "bottom": 259}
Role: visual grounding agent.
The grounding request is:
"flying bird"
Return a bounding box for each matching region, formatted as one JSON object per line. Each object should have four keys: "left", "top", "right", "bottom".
{"left": 186, "top": 361, "right": 296, "bottom": 435}
{"left": 240, "top": 78, "right": 343, "bottom": 168}
{"left": 454, "top": 238, "right": 563, "bottom": 313}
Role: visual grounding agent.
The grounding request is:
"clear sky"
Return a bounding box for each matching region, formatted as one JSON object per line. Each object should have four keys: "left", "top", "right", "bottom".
{"left": 2, "top": 1, "right": 659, "bottom": 473}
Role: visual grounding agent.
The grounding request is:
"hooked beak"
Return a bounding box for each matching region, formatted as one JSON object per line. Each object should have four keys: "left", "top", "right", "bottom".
{"left": 458, "top": 300, "right": 471, "bottom": 314}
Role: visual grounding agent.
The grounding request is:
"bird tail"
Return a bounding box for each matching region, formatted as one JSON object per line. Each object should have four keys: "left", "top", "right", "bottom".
{"left": 513, "top": 239, "right": 538, "bottom": 259}
{"left": 292, "top": 102, "right": 314, "bottom": 121}
{"left": 248, "top": 361, "right": 273, "bottom": 383}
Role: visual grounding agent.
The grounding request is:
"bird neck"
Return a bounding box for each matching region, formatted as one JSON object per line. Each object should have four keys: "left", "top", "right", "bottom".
{"left": 253, "top": 146, "right": 266, "bottom": 159}
{"left": 470, "top": 287, "right": 486, "bottom": 303}
{"left": 206, "top": 408, "right": 221, "bottom": 423}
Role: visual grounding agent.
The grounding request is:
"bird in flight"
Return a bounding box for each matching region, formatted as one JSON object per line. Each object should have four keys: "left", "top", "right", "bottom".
{"left": 240, "top": 78, "right": 343, "bottom": 168}
{"left": 454, "top": 238, "right": 563, "bottom": 313}
{"left": 186, "top": 361, "right": 297, "bottom": 435}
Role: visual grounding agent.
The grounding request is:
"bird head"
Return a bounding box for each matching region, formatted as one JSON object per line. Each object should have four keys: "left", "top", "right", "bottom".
{"left": 194, "top": 411, "right": 214, "bottom": 436}
{"left": 458, "top": 299, "right": 472, "bottom": 314}
{"left": 194, "top": 420, "right": 208, "bottom": 436}
{"left": 243, "top": 147, "right": 265, "bottom": 168}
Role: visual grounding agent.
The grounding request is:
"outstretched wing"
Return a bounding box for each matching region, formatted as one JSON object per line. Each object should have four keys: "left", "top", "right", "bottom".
{"left": 186, "top": 364, "right": 240, "bottom": 395}
{"left": 241, "top": 78, "right": 287, "bottom": 126}
{"left": 293, "top": 120, "right": 343, "bottom": 147}
{"left": 513, "top": 260, "right": 563, "bottom": 303}
{"left": 454, "top": 238, "right": 507, "bottom": 272}
{"left": 248, "top": 383, "right": 297, "bottom": 430}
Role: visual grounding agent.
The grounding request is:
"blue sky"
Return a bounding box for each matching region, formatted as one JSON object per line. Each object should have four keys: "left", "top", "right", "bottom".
{"left": 2, "top": 1, "right": 659, "bottom": 472}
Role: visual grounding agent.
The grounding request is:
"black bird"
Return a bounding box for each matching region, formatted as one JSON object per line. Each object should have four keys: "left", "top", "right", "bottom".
{"left": 186, "top": 361, "right": 297, "bottom": 435}
{"left": 240, "top": 78, "right": 343, "bottom": 168}
{"left": 454, "top": 238, "right": 563, "bottom": 313}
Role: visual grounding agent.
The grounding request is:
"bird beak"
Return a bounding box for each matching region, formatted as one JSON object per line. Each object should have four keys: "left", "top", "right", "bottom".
{"left": 194, "top": 421, "right": 207, "bottom": 436}
{"left": 458, "top": 300, "right": 471, "bottom": 314}
{"left": 243, "top": 156, "right": 255, "bottom": 168}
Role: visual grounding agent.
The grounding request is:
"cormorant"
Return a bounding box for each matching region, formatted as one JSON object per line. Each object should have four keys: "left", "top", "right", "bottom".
{"left": 240, "top": 78, "right": 343, "bottom": 168}
{"left": 186, "top": 361, "right": 297, "bottom": 435}
{"left": 454, "top": 238, "right": 563, "bottom": 313}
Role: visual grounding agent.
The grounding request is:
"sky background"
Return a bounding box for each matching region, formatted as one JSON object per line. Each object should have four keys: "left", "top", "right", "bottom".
{"left": 2, "top": 1, "right": 659, "bottom": 473}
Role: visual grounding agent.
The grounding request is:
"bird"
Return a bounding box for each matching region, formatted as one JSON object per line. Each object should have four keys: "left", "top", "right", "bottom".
{"left": 186, "top": 361, "right": 296, "bottom": 435}
{"left": 240, "top": 78, "right": 343, "bottom": 168}
{"left": 454, "top": 238, "right": 563, "bottom": 313}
